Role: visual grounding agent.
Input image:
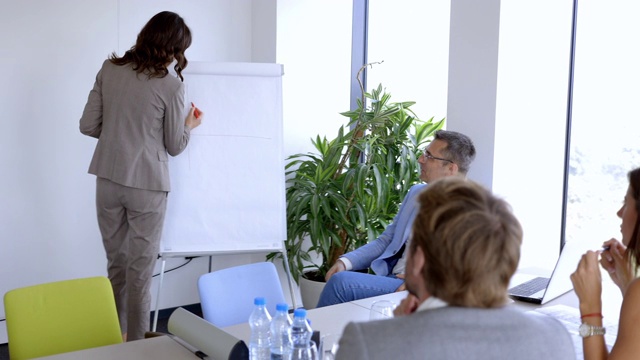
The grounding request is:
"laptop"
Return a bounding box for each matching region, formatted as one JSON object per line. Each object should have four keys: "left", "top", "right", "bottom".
{"left": 508, "top": 240, "right": 587, "bottom": 305}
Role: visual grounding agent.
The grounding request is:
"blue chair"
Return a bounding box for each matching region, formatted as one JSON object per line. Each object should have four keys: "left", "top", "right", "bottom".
{"left": 198, "top": 262, "right": 287, "bottom": 327}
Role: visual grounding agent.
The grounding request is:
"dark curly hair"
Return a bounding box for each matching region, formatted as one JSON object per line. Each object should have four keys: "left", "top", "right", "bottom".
{"left": 109, "top": 11, "right": 192, "bottom": 81}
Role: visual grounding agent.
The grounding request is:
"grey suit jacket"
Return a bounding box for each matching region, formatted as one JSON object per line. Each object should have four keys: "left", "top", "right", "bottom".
{"left": 80, "top": 60, "right": 190, "bottom": 192}
{"left": 336, "top": 306, "right": 575, "bottom": 360}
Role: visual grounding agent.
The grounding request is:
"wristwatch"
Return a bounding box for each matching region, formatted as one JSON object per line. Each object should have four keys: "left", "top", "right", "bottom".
{"left": 579, "top": 323, "right": 606, "bottom": 337}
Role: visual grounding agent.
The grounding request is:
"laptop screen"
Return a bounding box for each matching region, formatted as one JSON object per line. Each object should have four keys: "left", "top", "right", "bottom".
{"left": 540, "top": 240, "right": 591, "bottom": 304}
{"left": 509, "top": 240, "right": 593, "bottom": 304}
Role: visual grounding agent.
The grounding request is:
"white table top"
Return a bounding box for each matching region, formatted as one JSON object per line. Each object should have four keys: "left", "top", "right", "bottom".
{"left": 350, "top": 290, "right": 409, "bottom": 310}
{"left": 222, "top": 276, "right": 622, "bottom": 360}
{"left": 221, "top": 288, "right": 590, "bottom": 357}
{"left": 34, "top": 335, "right": 198, "bottom": 359}
{"left": 223, "top": 300, "right": 371, "bottom": 355}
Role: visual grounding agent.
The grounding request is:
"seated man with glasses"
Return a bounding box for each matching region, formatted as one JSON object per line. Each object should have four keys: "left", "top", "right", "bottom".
{"left": 316, "top": 130, "right": 477, "bottom": 307}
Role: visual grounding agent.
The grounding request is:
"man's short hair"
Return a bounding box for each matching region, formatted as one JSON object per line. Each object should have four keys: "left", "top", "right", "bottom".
{"left": 410, "top": 177, "right": 522, "bottom": 308}
{"left": 434, "top": 130, "right": 476, "bottom": 174}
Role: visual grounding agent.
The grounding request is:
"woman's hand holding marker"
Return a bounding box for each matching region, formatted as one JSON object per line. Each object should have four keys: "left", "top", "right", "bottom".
{"left": 191, "top": 102, "right": 202, "bottom": 119}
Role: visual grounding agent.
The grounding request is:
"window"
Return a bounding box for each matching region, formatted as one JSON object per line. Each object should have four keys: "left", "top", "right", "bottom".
{"left": 495, "top": 0, "right": 640, "bottom": 270}
{"left": 566, "top": 0, "right": 640, "bottom": 249}
{"left": 493, "top": 0, "right": 574, "bottom": 269}
{"left": 367, "top": 0, "right": 450, "bottom": 121}
{"left": 276, "top": 0, "right": 353, "bottom": 156}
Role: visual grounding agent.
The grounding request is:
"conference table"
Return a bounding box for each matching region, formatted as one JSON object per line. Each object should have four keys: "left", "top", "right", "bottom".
{"left": 33, "top": 335, "right": 198, "bottom": 359}
{"left": 34, "top": 274, "right": 622, "bottom": 359}
{"left": 222, "top": 272, "right": 623, "bottom": 360}
{"left": 34, "top": 292, "right": 411, "bottom": 359}
{"left": 222, "top": 291, "right": 596, "bottom": 359}
{"left": 221, "top": 290, "right": 410, "bottom": 356}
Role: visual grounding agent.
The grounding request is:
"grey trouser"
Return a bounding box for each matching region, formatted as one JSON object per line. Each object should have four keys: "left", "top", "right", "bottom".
{"left": 96, "top": 177, "right": 167, "bottom": 341}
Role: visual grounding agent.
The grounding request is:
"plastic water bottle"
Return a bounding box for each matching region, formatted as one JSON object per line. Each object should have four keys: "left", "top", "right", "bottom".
{"left": 249, "top": 297, "right": 272, "bottom": 360}
{"left": 289, "top": 308, "right": 316, "bottom": 360}
{"left": 270, "top": 303, "right": 292, "bottom": 360}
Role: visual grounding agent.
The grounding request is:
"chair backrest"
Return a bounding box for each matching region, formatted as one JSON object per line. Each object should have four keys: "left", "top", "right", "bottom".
{"left": 198, "top": 262, "right": 287, "bottom": 327}
{"left": 4, "top": 276, "right": 122, "bottom": 360}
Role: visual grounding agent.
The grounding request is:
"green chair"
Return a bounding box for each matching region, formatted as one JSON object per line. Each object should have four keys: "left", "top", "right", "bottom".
{"left": 4, "top": 276, "right": 122, "bottom": 359}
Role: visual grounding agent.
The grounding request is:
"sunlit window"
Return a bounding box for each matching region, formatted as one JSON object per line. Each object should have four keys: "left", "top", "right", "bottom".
{"left": 367, "top": 0, "right": 450, "bottom": 122}
{"left": 566, "top": 0, "right": 640, "bottom": 249}
{"left": 277, "top": 0, "right": 353, "bottom": 157}
{"left": 494, "top": 0, "right": 573, "bottom": 270}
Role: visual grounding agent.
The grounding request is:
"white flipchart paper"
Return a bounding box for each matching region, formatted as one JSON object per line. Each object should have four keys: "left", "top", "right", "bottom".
{"left": 161, "top": 62, "right": 285, "bottom": 255}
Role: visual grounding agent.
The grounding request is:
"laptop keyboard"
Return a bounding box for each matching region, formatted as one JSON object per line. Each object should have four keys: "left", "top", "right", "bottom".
{"left": 509, "top": 276, "right": 549, "bottom": 297}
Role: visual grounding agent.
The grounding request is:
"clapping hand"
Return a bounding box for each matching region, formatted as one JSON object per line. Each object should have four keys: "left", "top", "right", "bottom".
{"left": 600, "top": 238, "right": 633, "bottom": 295}
{"left": 570, "top": 250, "right": 603, "bottom": 314}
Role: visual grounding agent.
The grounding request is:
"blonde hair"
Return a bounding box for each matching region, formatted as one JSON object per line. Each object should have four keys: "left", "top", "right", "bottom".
{"left": 411, "top": 177, "right": 522, "bottom": 308}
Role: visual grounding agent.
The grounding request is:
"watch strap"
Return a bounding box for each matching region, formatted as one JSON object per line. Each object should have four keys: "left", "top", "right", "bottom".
{"left": 579, "top": 323, "right": 606, "bottom": 337}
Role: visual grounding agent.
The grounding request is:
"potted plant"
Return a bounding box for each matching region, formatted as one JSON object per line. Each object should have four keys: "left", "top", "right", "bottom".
{"left": 269, "top": 66, "right": 443, "bottom": 306}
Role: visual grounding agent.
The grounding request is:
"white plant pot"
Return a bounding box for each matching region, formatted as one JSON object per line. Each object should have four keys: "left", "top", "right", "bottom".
{"left": 299, "top": 273, "right": 326, "bottom": 309}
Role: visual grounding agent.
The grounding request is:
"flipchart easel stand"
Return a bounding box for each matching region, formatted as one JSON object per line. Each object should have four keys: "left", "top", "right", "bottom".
{"left": 152, "top": 244, "right": 297, "bottom": 332}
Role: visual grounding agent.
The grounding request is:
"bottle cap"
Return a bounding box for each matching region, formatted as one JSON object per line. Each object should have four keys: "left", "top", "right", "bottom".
{"left": 293, "top": 308, "right": 307, "bottom": 318}
{"left": 254, "top": 297, "right": 266, "bottom": 306}
{"left": 276, "top": 303, "right": 289, "bottom": 312}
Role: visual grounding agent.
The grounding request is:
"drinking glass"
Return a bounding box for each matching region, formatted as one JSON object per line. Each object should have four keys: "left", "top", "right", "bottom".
{"left": 291, "top": 340, "right": 319, "bottom": 360}
{"left": 321, "top": 333, "right": 340, "bottom": 360}
{"left": 369, "top": 300, "right": 396, "bottom": 320}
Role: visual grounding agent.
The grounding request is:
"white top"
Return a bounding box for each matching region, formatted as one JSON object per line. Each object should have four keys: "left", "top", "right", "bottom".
{"left": 391, "top": 236, "right": 411, "bottom": 275}
{"left": 416, "top": 296, "right": 448, "bottom": 312}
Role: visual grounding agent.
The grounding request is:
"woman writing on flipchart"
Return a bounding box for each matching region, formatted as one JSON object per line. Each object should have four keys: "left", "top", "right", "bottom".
{"left": 571, "top": 167, "right": 640, "bottom": 359}
{"left": 79, "top": 11, "right": 202, "bottom": 341}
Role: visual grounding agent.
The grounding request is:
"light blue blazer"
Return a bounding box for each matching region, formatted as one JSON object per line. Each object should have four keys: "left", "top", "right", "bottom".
{"left": 343, "top": 183, "right": 427, "bottom": 276}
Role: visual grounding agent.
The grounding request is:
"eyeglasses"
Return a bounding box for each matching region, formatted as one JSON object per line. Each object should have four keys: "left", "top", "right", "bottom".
{"left": 423, "top": 149, "right": 454, "bottom": 164}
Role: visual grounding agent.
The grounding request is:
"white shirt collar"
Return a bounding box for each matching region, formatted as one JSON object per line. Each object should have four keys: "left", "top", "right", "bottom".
{"left": 416, "top": 296, "right": 448, "bottom": 312}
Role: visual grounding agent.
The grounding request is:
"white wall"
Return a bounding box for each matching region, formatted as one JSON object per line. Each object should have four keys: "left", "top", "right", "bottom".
{"left": 446, "top": 0, "right": 500, "bottom": 190}
{"left": 0, "top": 0, "right": 282, "bottom": 344}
